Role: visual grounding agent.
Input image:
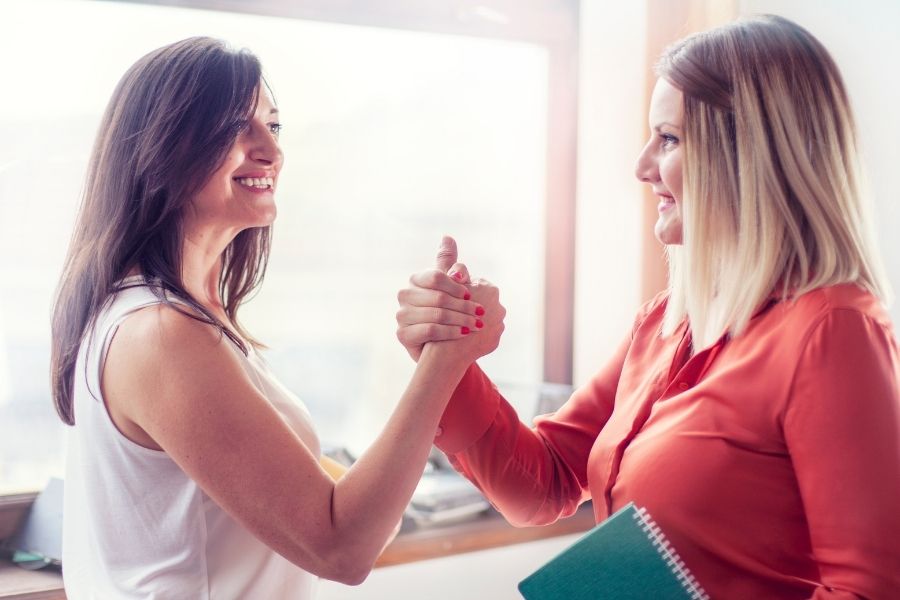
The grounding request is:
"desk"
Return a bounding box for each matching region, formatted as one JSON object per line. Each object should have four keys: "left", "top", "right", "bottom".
{"left": 377, "top": 504, "right": 595, "bottom": 567}
{"left": 0, "top": 563, "right": 63, "bottom": 600}
{"left": 0, "top": 505, "right": 594, "bottom": 599}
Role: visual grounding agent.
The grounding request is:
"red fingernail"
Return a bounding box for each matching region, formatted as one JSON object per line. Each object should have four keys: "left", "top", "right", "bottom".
{"left": 461, "top": 326, "right": 470, "bottom": 335}
{"left": 464, "top": 292, "right": 471, "bottom": 300}
{"left": 475, "top": 319, "right": 483, "bottom": 329}
{"left": 452, "top": 272, "right": 462, "bottom": 280}
{"left": 475, "top": 306, "right": 485, "bottom": 316}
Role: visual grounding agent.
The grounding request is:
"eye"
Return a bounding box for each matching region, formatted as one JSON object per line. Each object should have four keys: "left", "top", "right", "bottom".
{"left": 660, "top": 133, "right": 679, "bottom": 148}
{"left": 268, "top": 122, "right": 283, "bottom": 137}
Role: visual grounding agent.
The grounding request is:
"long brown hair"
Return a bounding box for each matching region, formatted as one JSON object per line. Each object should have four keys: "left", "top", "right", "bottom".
{"left": 656, "top": 15, "right": 890, "bottom": 347}
{"left": 51, "top": 37, "right": 271, "bottom": 425}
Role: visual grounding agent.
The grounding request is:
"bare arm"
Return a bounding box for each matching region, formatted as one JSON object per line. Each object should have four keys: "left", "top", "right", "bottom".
{"left": 102, "top": 292, "right": 501, "bottom": 585}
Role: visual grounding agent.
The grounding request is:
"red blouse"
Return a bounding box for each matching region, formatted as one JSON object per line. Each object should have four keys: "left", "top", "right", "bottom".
{"left": 435, "top": 284, "right": 900, "bottom": 599}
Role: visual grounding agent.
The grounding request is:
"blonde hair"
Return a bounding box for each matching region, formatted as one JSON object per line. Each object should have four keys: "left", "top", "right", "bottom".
{"left": 657, "top": 14, "right": 891, "bottom": 348}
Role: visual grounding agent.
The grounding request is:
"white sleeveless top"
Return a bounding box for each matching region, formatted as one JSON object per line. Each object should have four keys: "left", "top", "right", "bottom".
{"left": 63, "top": 278, "right": 320, "bottom": 599}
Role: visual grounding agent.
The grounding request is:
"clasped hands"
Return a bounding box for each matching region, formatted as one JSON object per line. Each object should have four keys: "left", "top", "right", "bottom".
{"left": 395, "top": 236, "right": 506, "bottom": 366}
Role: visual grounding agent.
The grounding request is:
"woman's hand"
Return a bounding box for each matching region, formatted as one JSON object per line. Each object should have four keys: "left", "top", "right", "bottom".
{"left": 396, "top": 236, "right": 504, "bottom": 361}
{"left": 423, "top": 275, "right": 505, "bottom": 369}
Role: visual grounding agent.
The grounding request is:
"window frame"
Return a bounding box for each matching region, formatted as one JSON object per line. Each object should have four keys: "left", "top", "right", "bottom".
{"left": 113, "top": 0, "right": 581, "bottom": 385}
{"left": 0, "top": 0, "right": 577, "bottom": 537}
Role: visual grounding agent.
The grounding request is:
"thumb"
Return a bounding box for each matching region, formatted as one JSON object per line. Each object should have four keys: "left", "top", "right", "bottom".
{"left": 435, "top": 235, "right": 458, "bottom": 273}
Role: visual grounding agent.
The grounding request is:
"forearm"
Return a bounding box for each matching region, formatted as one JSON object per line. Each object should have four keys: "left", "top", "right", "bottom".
{"left": 436, "top": 365, "right": 587, "bottom": 526}
{"left": 446, "top": 401, "right": 585, "bottom": 526}
{"left": 329, "top": 343, "right": 470, "bottom": 569}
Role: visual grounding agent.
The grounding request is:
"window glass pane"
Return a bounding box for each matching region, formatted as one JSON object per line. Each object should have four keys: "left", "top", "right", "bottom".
{"left": 0, "top": 0, "right": 547, "bottom": 492}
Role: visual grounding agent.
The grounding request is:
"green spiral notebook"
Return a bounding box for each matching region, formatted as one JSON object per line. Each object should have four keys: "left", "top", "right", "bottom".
{"left": 518, "top": 502, "right": 708, "bottom": 600}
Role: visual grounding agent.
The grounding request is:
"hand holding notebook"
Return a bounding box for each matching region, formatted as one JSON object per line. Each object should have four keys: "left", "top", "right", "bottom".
{"left": 518, "top": 502, "right": 708, "bottom": 600}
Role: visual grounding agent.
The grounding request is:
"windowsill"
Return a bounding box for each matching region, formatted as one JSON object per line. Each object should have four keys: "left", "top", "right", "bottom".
{"left": 0, "top": 563, "right": 63, "bottom": 600}
{"left": 376, "top": 504, "right": 594, "bottom": 567}
{"left": 0, "top": 503, "right": 594, "bottom": 599}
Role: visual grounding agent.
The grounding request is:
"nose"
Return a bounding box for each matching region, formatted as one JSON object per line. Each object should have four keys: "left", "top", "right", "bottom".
{"left": 634, "top": 138, "right": 658, "bottom": 184}
{"left": 248, "top": 124, "right": 284, "bottom": 170}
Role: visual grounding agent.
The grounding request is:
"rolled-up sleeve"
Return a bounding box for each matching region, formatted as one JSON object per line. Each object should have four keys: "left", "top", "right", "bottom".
{"left": 435, "top": 333, "right": 631, "bottom": 526}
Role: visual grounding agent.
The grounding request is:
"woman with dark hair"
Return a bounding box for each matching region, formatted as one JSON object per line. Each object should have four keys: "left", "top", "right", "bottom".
{"left": 396, "top": 15, "right": 900, "bottom": 598}
{"left": 51, "top": 37, "right": 503, "bottom": 598}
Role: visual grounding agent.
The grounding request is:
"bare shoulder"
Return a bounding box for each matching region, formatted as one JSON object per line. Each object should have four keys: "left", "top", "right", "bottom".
{"left": 98, "top": 302, "right": 339, "bottom": 571}
{"left": 102, "top": 302, "right": 254, "bottom": 443}
{"left": 106, "top": 301, "right": 248, "bottom": 393}
{"left": 113, "top": 302, "right": 234, "bottom": 358}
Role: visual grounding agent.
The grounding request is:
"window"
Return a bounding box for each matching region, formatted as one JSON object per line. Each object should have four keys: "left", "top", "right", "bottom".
{"left": 0, "top": 0, "right": 577, "bottom": 493}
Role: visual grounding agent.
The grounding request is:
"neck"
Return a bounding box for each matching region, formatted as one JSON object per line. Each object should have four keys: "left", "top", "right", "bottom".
{"left": 180, "top": 222, "right": 239, "bottom": 314}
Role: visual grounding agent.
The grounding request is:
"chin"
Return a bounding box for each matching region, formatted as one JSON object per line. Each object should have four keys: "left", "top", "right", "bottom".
{"left": 260, "top": 207, "right": 277, "bottom": 225}
{"left": 654, "top": 224, "right": 683, "bottom": 246}
{"left": 250, "top": 202, "right": 278, "bottom": 227}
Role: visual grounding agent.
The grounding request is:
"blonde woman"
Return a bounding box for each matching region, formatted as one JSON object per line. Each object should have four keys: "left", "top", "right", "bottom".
{"left": 396, "top": 15, "right": 900, "bottom": 598}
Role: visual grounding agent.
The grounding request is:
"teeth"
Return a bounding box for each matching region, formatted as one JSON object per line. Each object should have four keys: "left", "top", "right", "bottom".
{"left": 235, "top": 177, "right": 273, "bottom": 189}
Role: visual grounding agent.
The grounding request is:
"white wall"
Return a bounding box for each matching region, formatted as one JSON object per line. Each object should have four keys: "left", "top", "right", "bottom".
{"left": 737, "top": 0, "right": 900, "bottom": 323}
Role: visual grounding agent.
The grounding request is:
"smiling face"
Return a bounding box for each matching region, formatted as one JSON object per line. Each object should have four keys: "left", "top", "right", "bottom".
{"left": 186, "top": 83, "right": 284, "bottom": 239}
{"left": 635, "top": 78, "right": 684, "bottom": 245}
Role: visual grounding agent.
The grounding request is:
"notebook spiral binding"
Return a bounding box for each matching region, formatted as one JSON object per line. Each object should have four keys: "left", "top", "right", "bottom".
{"left": 633, "top": 507, "right": 710, "bottom": 600}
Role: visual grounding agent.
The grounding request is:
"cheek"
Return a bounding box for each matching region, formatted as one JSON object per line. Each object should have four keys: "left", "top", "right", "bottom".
{"left": 193, "top": 159, "right": 237, "bottom": 207}
{"left": 202, "top": 154, "right": 243, "bottom": 195}
{"left": 218, "top": 151, "right": 243, "bottom": 177}
{"left": 660, "top": 154, "right": 683, "bottom": 199}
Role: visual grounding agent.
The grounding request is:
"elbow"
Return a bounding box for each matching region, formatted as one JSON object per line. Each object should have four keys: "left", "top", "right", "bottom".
{"left": 337, "top": 567, "right": 372, "bottom": 587}
{"left": 317, "top": 519, "right": 402, "bottom": 584}
{"left": 318, "top": 551, "right": 374, "bottom": 586}
{"left": 495, "top": 490, "right": 582, "bottom": 528}
{"left": 503, "top": 510, "right": 550, "bottom": 528}
{"left": 281, "top": 530, "right": 376, "bottom": 584}
{"left": 288, "top": 492, "right": 382, "bottom": 585}
{"left": 305, "top": 532, "right": 377, "bottom": 585}
{"left": 503, "top": 501, "right": 569, "bottom": 527}
{"left": 490, "top": 497, "right": 548, "bottom": 528}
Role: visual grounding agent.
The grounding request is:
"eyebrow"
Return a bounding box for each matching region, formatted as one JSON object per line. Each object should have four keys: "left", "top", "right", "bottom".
{"left": 653, "top": 122, "right": 681, "bottom": 132}
{"left": 268, "top": 107, "right": 279, "bottom": 115}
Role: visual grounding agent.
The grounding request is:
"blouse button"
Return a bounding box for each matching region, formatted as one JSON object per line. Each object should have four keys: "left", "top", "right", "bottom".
{"left": 435, "top": 426, "right": 444, "bottom": 437}
{"left": 677, "top": 381, "right": 690, "bottom": 391}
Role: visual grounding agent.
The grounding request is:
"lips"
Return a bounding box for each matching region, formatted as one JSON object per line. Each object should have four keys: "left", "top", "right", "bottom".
{"left": 657, "top": 195, "right": 676, "bottom": 212}
{"left": 234, "top": 176, "right": 274, "bottom": 190}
